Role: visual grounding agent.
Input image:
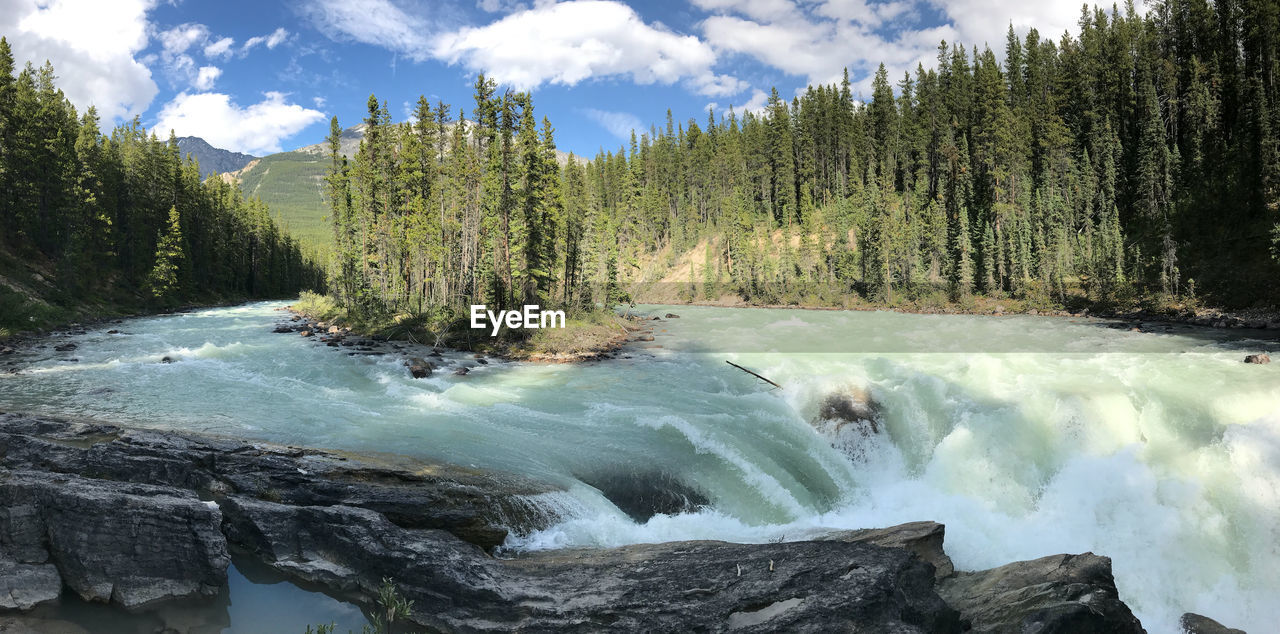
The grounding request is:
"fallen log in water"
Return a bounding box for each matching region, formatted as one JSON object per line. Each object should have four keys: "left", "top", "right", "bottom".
{"left": 726, "top": 360, "right": 782, "bottom": 389}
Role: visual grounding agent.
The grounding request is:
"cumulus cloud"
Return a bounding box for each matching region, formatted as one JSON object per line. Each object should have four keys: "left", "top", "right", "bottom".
{"left": 153, "top": 91, "right": 326, "bottom": 155}
{"left": 582, "top": 108, "right": 643, "bottom": 140}
{"left": 0, "top": 0, "right": 158, "bottom": 122}
{"left": 194, "top": 66, "right": 221, "bottom": 91}
{"left": 694, "top": 0, "right": 1126, "bottom": 96}
{"left": 434, "top": 2, "right": 728, "bottom": 92}
{"left": 304, "top": 0, "right": 747, "bottom": 97}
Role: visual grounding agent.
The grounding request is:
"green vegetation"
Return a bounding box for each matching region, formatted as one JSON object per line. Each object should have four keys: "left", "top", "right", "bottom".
{"left": 304, "top": 577, "right": 414, "bottom": 634}
{"left": 312, "top": 0, "right": 1280, "bottom": 341}
{"left": 235, "top": 151, "right": 333, "bottom": 251}
{"left": 0, "top": 38, "right": 324, "bottom": 335}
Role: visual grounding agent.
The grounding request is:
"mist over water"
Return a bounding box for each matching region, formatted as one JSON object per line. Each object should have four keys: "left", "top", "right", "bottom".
{"left": 2, "top": 301, "right": 1278, "bottom": 632}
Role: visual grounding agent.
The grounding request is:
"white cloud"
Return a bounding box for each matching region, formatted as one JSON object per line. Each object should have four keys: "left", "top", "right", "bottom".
{"left": 0, "top": 0, "right": 158, "bottom": 122}
{"left": 243, "top": 27, "right": 290, "bottom": 54}
{"left": 583, "top": 108, "right": 643, "bottom": 140}
{"left": 301, "top": 0, "right": 437, "bottom": 60}
{"left": 204, "top": 37, "right": 235, "bottom": 59}
{"left": 691, "top": 0, "right": 800, "bottom": 22}
{"left": 194, "top": 66, "right": 221, "bottom": 91}
{"left": 153, "top": 91, "right": 326, "bottom": 155}
{"left": 305, "top": 0, "right": 745, "bottom": 97}
{"left": 433, "top": 1, "right": 740, "bottom": 96}
{"left": 931, "top": 0, "right": 1096, "bottom": 50}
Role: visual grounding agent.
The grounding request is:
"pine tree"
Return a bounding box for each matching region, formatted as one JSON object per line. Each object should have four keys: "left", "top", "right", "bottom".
{"left": 146, "top": 206, "right": 185, "bottom": 300}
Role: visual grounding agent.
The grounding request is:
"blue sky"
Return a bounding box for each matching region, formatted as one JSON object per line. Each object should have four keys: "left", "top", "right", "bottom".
{"left": 0, "top": 0, "right": 1099, "bottom": 159}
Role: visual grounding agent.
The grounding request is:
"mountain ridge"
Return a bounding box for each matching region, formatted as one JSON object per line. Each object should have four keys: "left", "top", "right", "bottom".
{"left": 175, "top": 137, "right": 257, "bottom": 179}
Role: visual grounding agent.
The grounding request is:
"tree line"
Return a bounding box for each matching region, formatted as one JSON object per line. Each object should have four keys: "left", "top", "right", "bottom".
{"left": 329, "top": 0, "right": 1279, "bottom": 323}
{"left": 0, "top": 37, "right": 323, "bottom": 314}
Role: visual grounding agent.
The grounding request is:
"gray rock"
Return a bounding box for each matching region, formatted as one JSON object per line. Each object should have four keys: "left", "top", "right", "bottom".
{"left": 222, "top": 495, "right": 963, "bottom": 633}
{"left": 0, "top": 413, "right": 560, "bottom": 550}
{"left": 938, "top": 552, "right": 1145, "bottom": 633}
{"left": 0, "top": 470, "right": 228, "bottom": 609}
{"left": 816, "top": 387, "right": 880, "bottom": 434}
{"left": 0, "top": 559, "right": 61, "bottom": 610}
{"left": 826, "top": 520, "right": 954, "bottom": 579}
{"left": 1180, "top": 612, "right": 1245, "bottom": 634}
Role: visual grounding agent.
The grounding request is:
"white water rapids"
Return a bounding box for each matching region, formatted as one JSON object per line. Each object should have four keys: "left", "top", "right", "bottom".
{"left": 2, "top": 300, "right": 1278, "bottom": 632}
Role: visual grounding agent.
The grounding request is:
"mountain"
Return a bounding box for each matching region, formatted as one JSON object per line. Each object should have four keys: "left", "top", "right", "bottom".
{"left": 224, "top": 123, "right": 587, "bottom": 253}
{"left": 175, "top": 137, "right": 257, "bottom": 179}
{"left": 227, "top": 152, "right": 331, "bottom": 250}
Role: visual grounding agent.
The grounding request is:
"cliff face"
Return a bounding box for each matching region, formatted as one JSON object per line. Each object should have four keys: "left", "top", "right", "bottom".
{"left": 175, "top": 136, "right": 257, "bottom": 179}
{"left": 0, "top": 413, "right": 1148, "bottom": 633}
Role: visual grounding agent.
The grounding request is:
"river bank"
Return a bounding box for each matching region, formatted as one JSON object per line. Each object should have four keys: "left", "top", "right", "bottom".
{"left": 7, "top": 412, "right": 1244, "bottom": 633}
{"left": 649, "top": 292, "right": 1280, "bottom": 333}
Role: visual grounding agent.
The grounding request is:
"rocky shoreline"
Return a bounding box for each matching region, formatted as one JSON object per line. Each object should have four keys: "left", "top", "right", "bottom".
{"left": 0, "top": 412, "right": 1247, "bottom": 633}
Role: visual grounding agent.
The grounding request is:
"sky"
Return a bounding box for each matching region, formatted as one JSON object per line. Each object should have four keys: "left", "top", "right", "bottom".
{"left": 0, "top": 0, "right": 1110, "bottom": 159}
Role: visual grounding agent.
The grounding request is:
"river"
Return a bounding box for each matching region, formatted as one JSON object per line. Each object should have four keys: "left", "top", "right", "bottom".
{"left": 2, "top": 300, "right": 1278, "bottom": 632}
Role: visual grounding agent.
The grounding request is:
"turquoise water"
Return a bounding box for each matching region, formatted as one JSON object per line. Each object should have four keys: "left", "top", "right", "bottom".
{"left": 2, "top": 300, "right": 1278, "bottom": 632}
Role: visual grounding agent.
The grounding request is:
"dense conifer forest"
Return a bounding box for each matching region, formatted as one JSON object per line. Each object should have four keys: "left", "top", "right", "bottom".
{"left": 0, "top": 38, "right": 323, "bottom": 331}
{"left": 325, "top": 0, "right": 1280, "bottom": 324}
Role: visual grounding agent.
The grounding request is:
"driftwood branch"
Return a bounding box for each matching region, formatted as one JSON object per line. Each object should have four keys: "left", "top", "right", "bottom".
{"left": 726, "top": 360, "right": 782, "bottom": 389}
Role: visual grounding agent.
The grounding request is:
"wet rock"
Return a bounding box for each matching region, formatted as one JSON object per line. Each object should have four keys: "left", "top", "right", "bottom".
{"left": 0, "top": 415, "right": 1149, "bottom": 633}
{"left": 160, "top": 356, "right": 174, "bottom": 364}
{"left": 1180, "top": 612, "right": 1245, "bottom": 634}
{"left": 816, "top": 387, "right": 880, "bottom": 434}
{"left": 664, "top": 313, "right": 680, "bottom": 318}
{"left": 476, "top": 358, "right": 488, "bottom": 365}
{"left": 1243, "top": 353, "right": 1270, "bottom": 364}
{"left": 106, "top": 329, "right": 120, "bottom": 334}
{"left": 54, "top": 343, "right": 77, "bottom": 352}
{"left": 299, "top": 330, "right": 314, "bottom": 337}
{"left": 408, "top": 363, "right": 432, "bottom": 379}
{"left": 827, "top": 521, "right": 954, "bottom": 579}
{"left": 454, "top": 367, "right": 470, "bottom": 376}
{"left": 938, "top": 552, "right": 1144, "bottom": 633}
{"left": 221, "top": 495, "right": 962, "bottom": 633}
{"left": 0, "top": 559, "right": 62, "bottom": 610}
{"left": 272, "top": 325, "right": 292, "bottom": 333}
{"left": 0, "top": 470, "right": 229, "bottom": 610}
{"left": 0, "top": 414, "right": 560, "bottom": 552}
{"left": 575, "top": 469, "right": 708, "bottom": 522}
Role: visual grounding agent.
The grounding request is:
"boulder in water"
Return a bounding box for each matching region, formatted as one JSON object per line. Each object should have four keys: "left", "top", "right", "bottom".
{"left": 54, "top": 343, "right": 76, "bottom": 352}
{"left": 576, "top": 469, "right": 708, "bottom": 522}
{"left": 938, "top": 552, "right": 1144, "bottom": 634}
{"left": 300, "top": 330, "right": 314, "bottom": 337}
{"left": 0, "top": 470, "right": 229, "bottom": 610}
{"left": 664, "top": 313, "right": 680, "bottom": 318}
{"left": 816, "top": 387, "right": 880, "bottom": 434}
{"left": 407, "top": 357, "right": 432, "bottom": 379}
{"left": 1243, "top": 353, "right": 1270, "bottom": 364}
{"left": 454, "top": 367, "right": 470, "bottom": 376}
{"left": 1180, "top": 612, "right": 1245, "bottom": 634}
{"left": 272, "top": 324, "right": 292, "bottom": 333}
